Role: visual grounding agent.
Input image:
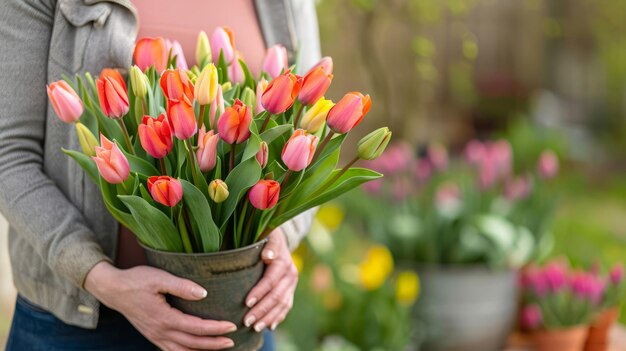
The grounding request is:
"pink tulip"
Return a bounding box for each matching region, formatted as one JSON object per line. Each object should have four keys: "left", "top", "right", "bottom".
{"left": 138, "top": 114, "right": 173, "bottom": 159}
{"left": 209, "top": 85, "right": 224, "bottom": 129}
{"left": 262, "top": 44, "right": 288, "bottom": 79}
{"left": 309, "top": 56, "right": 334, "bottom": 76}
{"left": 261, "top": 70, "right": 303, "bottom": 114}
{"left": 527, "top": 268, "right": 549, "bottom": 297}
{"left": 211, "top": 26, "right": 235, "bottom": 64}
{"left": 47, "top": 80, "right": 83, "bottom": 123}
{"left": 133, "top": 37, "right": 168, "bottom": 72}
{"left": 281, "top": 129, "right": 319, "bottom": 172}
{"left": 520, "top": 304, "right": 542, "bottom": 330}
{"left": 249, "top": 179, "right": 281, "bottom": 210}
{"left": 256, "top": 141, "right": 269, "bottom": 168}
{"left": 610, "top": 264, "right": 624, "bottom": 285}
{"left": 92, "top": 134, "right": 130, "bottom": 184}
{"left": 147, "top": 176, "right": 183, "bottom": 207}
{"left": 160, "top": 68, "right": 194, "bottom": 105}
{"left": 538, "top": 150, "right": 559, "bottom": 179}
{"left": 167, "top": 101, "right": 197, "bottom": 140}
{"left": 196, "top": 128, "right": 219, "bottom": 172}
{"left": 229, "top": 51, "right": 246, "bottom": 84}
{"left": 415, "top": 159, "right": 433, "bottom": 183}
{"left": 217, "top": 99, "right": 251, "bottom": 144}
{"left": 504, "top": 175, "right": 533, "bottom": 201}
{"left": 326, "top": 92, "right": 372, "bottom": 134}
{"left": 96, "top": 70, "right": 129, "bottom": 119}
{"left": 543, "top": 262, "right": 567, "bottom": 293}
{"left": 255, "top": 79, "right": 269, "bottom": 114}
{"left": 427, "top": 143, "right": 448, "bottom": 172}
{"left": 490, "top": 140, "right": 512, "bottom": 177}
{"left": 299, "top": 65, "right": 333, "bottom": 106}
{"left": 464, "top": 139, "right": 486, "bottom": 164}
{"left": 166, "top": 39, "right": 188, "bottom": 70}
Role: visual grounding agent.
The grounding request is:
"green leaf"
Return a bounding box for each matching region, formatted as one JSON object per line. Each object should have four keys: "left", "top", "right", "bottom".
{"left": 118, "top": 195, "right": 183, "bottom": 252}
{"left": 219, "top": 157, "right": 262, "bottom": 228}
{"left": 239, "top": 58, "right": 256, "bottom": 91}
{"left": 260, "top": 124, "right": 292, "bottom": 144}
{"left": 119, "top": 146, "right": 160, "bottom": 176}
{"left": 181, "top": 180, "right": 221, "bottom": 252}
{"left": 62, "top": 148, "right": 99, "bottom": 184}
{"left": 241, "top": 132, "right": 261, "bottom": 162}
{"left": 217, "top": 51, "right": 230, "bottom": 84}
{"left": 286, "top": 147, "right": 340, "bottom": 207}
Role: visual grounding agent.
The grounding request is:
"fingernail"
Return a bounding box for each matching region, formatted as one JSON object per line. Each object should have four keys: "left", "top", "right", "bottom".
{"left": 254, "top": 322, "right": 266, "bottom": 333}
{"left": 192, "top": 287, "right": 207, "bottom": 299}
{"left": 270, "top": 322, "right": 278, "bottom": 331}
{"left": 224, "top": 339, "right": 234, "bottom": 348}
{"left": 264, "top": 250, "right": 275, "bottom": 260}
{"left": 246, "top": 297, "right": 257, "bottom": 308}
{"left": 226, "top": 324, "right": 237, "bottom": 333}
{"left": 244, "top": 316, "right": 256, "bottom": 327}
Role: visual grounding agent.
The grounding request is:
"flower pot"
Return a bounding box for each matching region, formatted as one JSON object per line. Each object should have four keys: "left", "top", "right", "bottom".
{"left": 533, "top": 326, "right": 588, "bottom": 351}
{"left": 142, "top": 239, "right": 268, "bottom": 351}
{"left": 584, "top": 307, "right": 619, "bottom": 351}
{"left": 411, "top": 265, "right": 518, "bottom": 351}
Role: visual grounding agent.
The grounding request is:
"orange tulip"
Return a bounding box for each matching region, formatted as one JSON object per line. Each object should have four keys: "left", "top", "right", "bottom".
{"left": 261, "top": 70, "right": 303, "bottom": 114}
{"left": 326, "top": 92, "right": 371, "bottom": 134}
{"left": 138, "top": 114, "right": 173, "bottom": 159}
{"left": 217, "top": 99, "right": 251, "bottom": 144}
{"left": 167, "top": 101, "right": 197, "bottom": 140}
{"left": 96, "top": 70, "right": 129, "bottom": 119}
{"left": 47, "top": 80, "right": 83, "bottom": 123}
{"left": 160, "top": 68, "right": 194, "bottom": 105}
{"left": 299, "top": 66, "right": 333, "bottom": 105}
{"left": 147, "top": 176, "right": 183, "bottom": 207}
{"left": 249, "top": 179, "right": 281, "bottom": 210}
{"left": 92, "top": 134, "right": 130, "bottom": 184}
{"left": 133, "top": 37, "right": 168, "bottom": 72}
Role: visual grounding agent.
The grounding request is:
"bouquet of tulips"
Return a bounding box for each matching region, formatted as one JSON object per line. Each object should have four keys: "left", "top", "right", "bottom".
{"left": 46, "top": 27, "right": 390, "bottom": 253}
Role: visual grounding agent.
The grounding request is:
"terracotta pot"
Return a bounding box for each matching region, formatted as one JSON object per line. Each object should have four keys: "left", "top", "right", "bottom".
{"left": 142, "top": 239, "right": 268, "bottom": 351}
{"left": 584, "top": 307, "right": 619, "bottom": 351}
{"left": 533, "top": 326, "right": 588, "bottom": 351}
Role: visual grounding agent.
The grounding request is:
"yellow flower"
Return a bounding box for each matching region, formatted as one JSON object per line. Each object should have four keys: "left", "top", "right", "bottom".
{"left": 395, "top": 271, "right": 420, "bottom": 306}
{"left": 291, "top": 253, "right": 304, "bottom": 273}
{"left": 316, "top": 203, "right": 345, "bottom": 231}
{"left": 300, "top": 97, "right": 334, "bottom": 133}
{"left": 359, "top": 245, "right": 394, "bottom": 291}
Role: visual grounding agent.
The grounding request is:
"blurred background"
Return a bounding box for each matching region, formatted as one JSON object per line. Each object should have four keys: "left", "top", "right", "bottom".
{"left": 2, "top": 0, "right": 626, "bottom": 349}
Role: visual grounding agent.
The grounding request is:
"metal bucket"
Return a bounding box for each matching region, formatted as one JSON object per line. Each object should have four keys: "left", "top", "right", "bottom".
{"left": 412, "top": 265, "right": 518, "bottom": 351}
{"left": 142, "top": 239, "right": 268, "bottom": 351}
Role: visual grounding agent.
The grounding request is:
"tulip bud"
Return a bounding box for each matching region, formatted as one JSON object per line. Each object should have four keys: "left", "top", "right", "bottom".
{"left": 134, "top": 37, "right": 168, "bottom": 72}
{"left": 218, "top": 99, "right": 251, "bottom": 144}
{"left": 221, "top": 82, "right": 233, "bottom": 92}
{"left": 261, "top": 70, "right": 303, "bottom": 114}
{"left": 160, "top": 68, "right": 194, "bottom": 104}
{"left": 147, "top": 176, "right": 183, "bottom": 207}
{"left": 229, "top": 51, "right": 246, "bottom": 84}
{"left": 47, "top": 80, "right": 83, "bottom": 123}
{"left": 299, "top": 66, "right": 333, "bottom": 106}
{"left": 196, "top": 30, "right": 211, "bottom": 65}
{"left": 196, "top": 128, "right": 219, "bottom": 172}
{"left": 240, "top": 87, "right": 256, "bottom": 110}
{"left": 138, "top": 114, "right": 173, "bottom": 159}
{"left": 357, "top": 127, "right": 392, "bottom": 160}
{"left": 537, "top": 150, "right": 559, "bottom": 179}
{"left": 310, "top": 56, "right": 334, "bottom": 76}
{"left": 281, "top": 129, "right": 319, "bottom": 171}
{"left": 300, "top": 98, "right": 333, "bottom": 133}
{"left": 255, "top": 79, "right": 269, "bottom": 114}
{"left": 167, "top": 101, "right": 197, "bottom": 140}
{"left": 208, "top": 179, "right": 229, "bottom": 203}
{"left": 209, "top": 85, "right": 224, "bottom": 128}
{"left": 327, "top": 92, "right": 371, "bottom": 134}
{"left": 93, "top": 134, "right": 130, "bottom": 184}
{"left": 166, "top": 39, "right": 188, "bottom": 70}
{"left": 262, "top": 44, "right": 288, "bottom": 79}
{"left": 130, "top": 65, "right": 150, "bottom": 99}
{"left": 194, "top": 64, "right": 219, "bottom": 105}
{"left": 75, "top": 123, "right": 98, "bottom": 156}
{"left": 256, "top": 141, "right": 269, "bottom": 168}
{"left": 249, "top": 179, "right": 281, "bottom": 210}
{"left": 96, "top": 70, "right": 130, "bottom": 119}
{"left": 211, "top": 26, "right": 235, "bottom": 64}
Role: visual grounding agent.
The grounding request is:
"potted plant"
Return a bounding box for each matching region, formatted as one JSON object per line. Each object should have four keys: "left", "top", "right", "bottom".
{"left": 584, "top": 264, "right": 625, "bottom": 351}
{"left": 46, "top": 28, "right": 389, "bottom": 350}
{"left": 520, "top": 260, "right": 606, "bottom": 351}
{"left": 343, "top": 140, "right": 560, "bottom": 351}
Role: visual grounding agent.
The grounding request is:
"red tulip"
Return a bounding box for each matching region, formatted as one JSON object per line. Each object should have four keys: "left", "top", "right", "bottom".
{"left": 134, "top": 37, "right": 168, "bottom": 72}
{"left": 138, "top": 114, "right": 173, "bottom": 159}
{"left": 196, "top": 127, "right": 219, "bottom": 172}
{"left": 262, "top": 44, "right": 288, "bottom": 79}
{"left": 281, "top": 129, "right": 319, "bottom": 171}
{"left": 299, "top": 66, "right": 333, "bottom": 105}
{"left": 217, "top": 99, "right": 251, "bottom": 144}
{"left": 160, "top": 68, "right": 194, "bottom": 105}
{"left": 47, "top": 80, "right": 83, "bottom": 123}
{"left": 147, "top": 176, "right": 183, "bottom": 207}
{"left": 326, "top": 92, "right": 371, "bottom": 134}
{"left": 167, "top": 100, "right": 197, "bottom": 140}
{"left": 249, "top": 180, "right": 281, "bottom": 210}
{"left": 96, "top": 70, "right": 129, "bottom": 119}
{"left": 261, "top": 70, "right": 303, "bottom": 114}
{"left": 211, "top": 26, "right": 236, "bottom": 64}
{"left": 92, "top": 134, "right": 130, "bottom": 184}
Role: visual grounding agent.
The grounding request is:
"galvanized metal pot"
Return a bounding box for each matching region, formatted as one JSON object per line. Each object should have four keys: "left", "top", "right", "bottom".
{"left": 412, "top": 265, "right": 518, "bottom": 351}
{"left": 142, "top": 239, "right": 268, "bottom": 351}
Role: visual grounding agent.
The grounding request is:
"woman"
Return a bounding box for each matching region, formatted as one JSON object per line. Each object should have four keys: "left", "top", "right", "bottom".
{"left": 0, "top": 0, "right": 320, "bottom": 350}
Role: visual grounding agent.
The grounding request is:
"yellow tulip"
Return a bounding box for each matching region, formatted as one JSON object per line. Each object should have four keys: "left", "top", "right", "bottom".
{"left": 194, "top": 64, "right": 219, "bottom": 105}
{"left": 316, "top": 203, "right": 344, "bottom": 231}
{"left": 300, "top": 97, "right": 334, "bottom": 133}
{"left": 359, "top": 245, "right": 394, "bottom": 291}
{"left": 75, "top": 122, "right": 98, "bottom": 157}
{"left": 195, "top": 30, "right": 211, "bottom": 66}
{"left": 395, "top": 271, "right": 420, "bottom": 306}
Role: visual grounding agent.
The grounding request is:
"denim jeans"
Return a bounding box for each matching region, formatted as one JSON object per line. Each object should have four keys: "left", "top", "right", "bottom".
{"left": 7, "top": 295, "right": 275, "bottom": 351}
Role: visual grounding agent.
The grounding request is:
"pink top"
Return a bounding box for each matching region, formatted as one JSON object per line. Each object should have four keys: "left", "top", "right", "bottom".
{"left": 132, "top": 0, "right": 267, "bottom": 73}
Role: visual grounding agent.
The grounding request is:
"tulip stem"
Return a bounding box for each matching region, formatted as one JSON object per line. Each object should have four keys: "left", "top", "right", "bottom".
{"left": 117, "top": 119, "right": 135, "bottom": 155}
{"left": 259, "top": 111, "right": 271, "bottom": 133}
{"left": 229, "top": 144, "right": 236, "bottom": 172}
{"left": 242, "top": 208, "right": 257, "bottom": 247}
{"left": 197, "top": 104, "right": 206, "bottom": 130}
{"left": 293, "top": 104, "right": 305, "bottom": 129}
{"left": 142, "top": 99, "right": 148, "bottom": 116}
{"left": 184, "top": 138, "right": 201, "bottom": 187}
{"left": 159, "top": 158, "right": 167, "bottom": 176}
{"left": 236, "top": 201, "right": 249, "bottom": 248}
{"left": 310, "top": 131, "right": 335, "bottom": 165}
{"left": 313, "top": 156, "right": 360, "bottom": 198}
{"left": 281, "top": 170, "right": 294, "bottom": 188}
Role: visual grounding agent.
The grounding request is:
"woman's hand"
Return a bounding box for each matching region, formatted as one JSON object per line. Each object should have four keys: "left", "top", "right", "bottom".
{"left": 244, "top": 229, "right": 299, "bottom": 332}
{"left": 85, "top": 262, "right": 236, "bottom": 351}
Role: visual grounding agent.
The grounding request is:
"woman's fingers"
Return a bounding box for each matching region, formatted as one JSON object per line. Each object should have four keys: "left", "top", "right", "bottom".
{"left": 167, "top": 331, "right": 234, "bottom": 350}
{"left": 245, "top": 257, "right": 288, "bottom": 307}
{"left": 260, "top": 228, "right": 285, "bottom": 263}
{"left": 245, "top": 271, "right": 297, "bottom": 331}
{"left": 166, "top": 308, "right": 237, "bottom": 336}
